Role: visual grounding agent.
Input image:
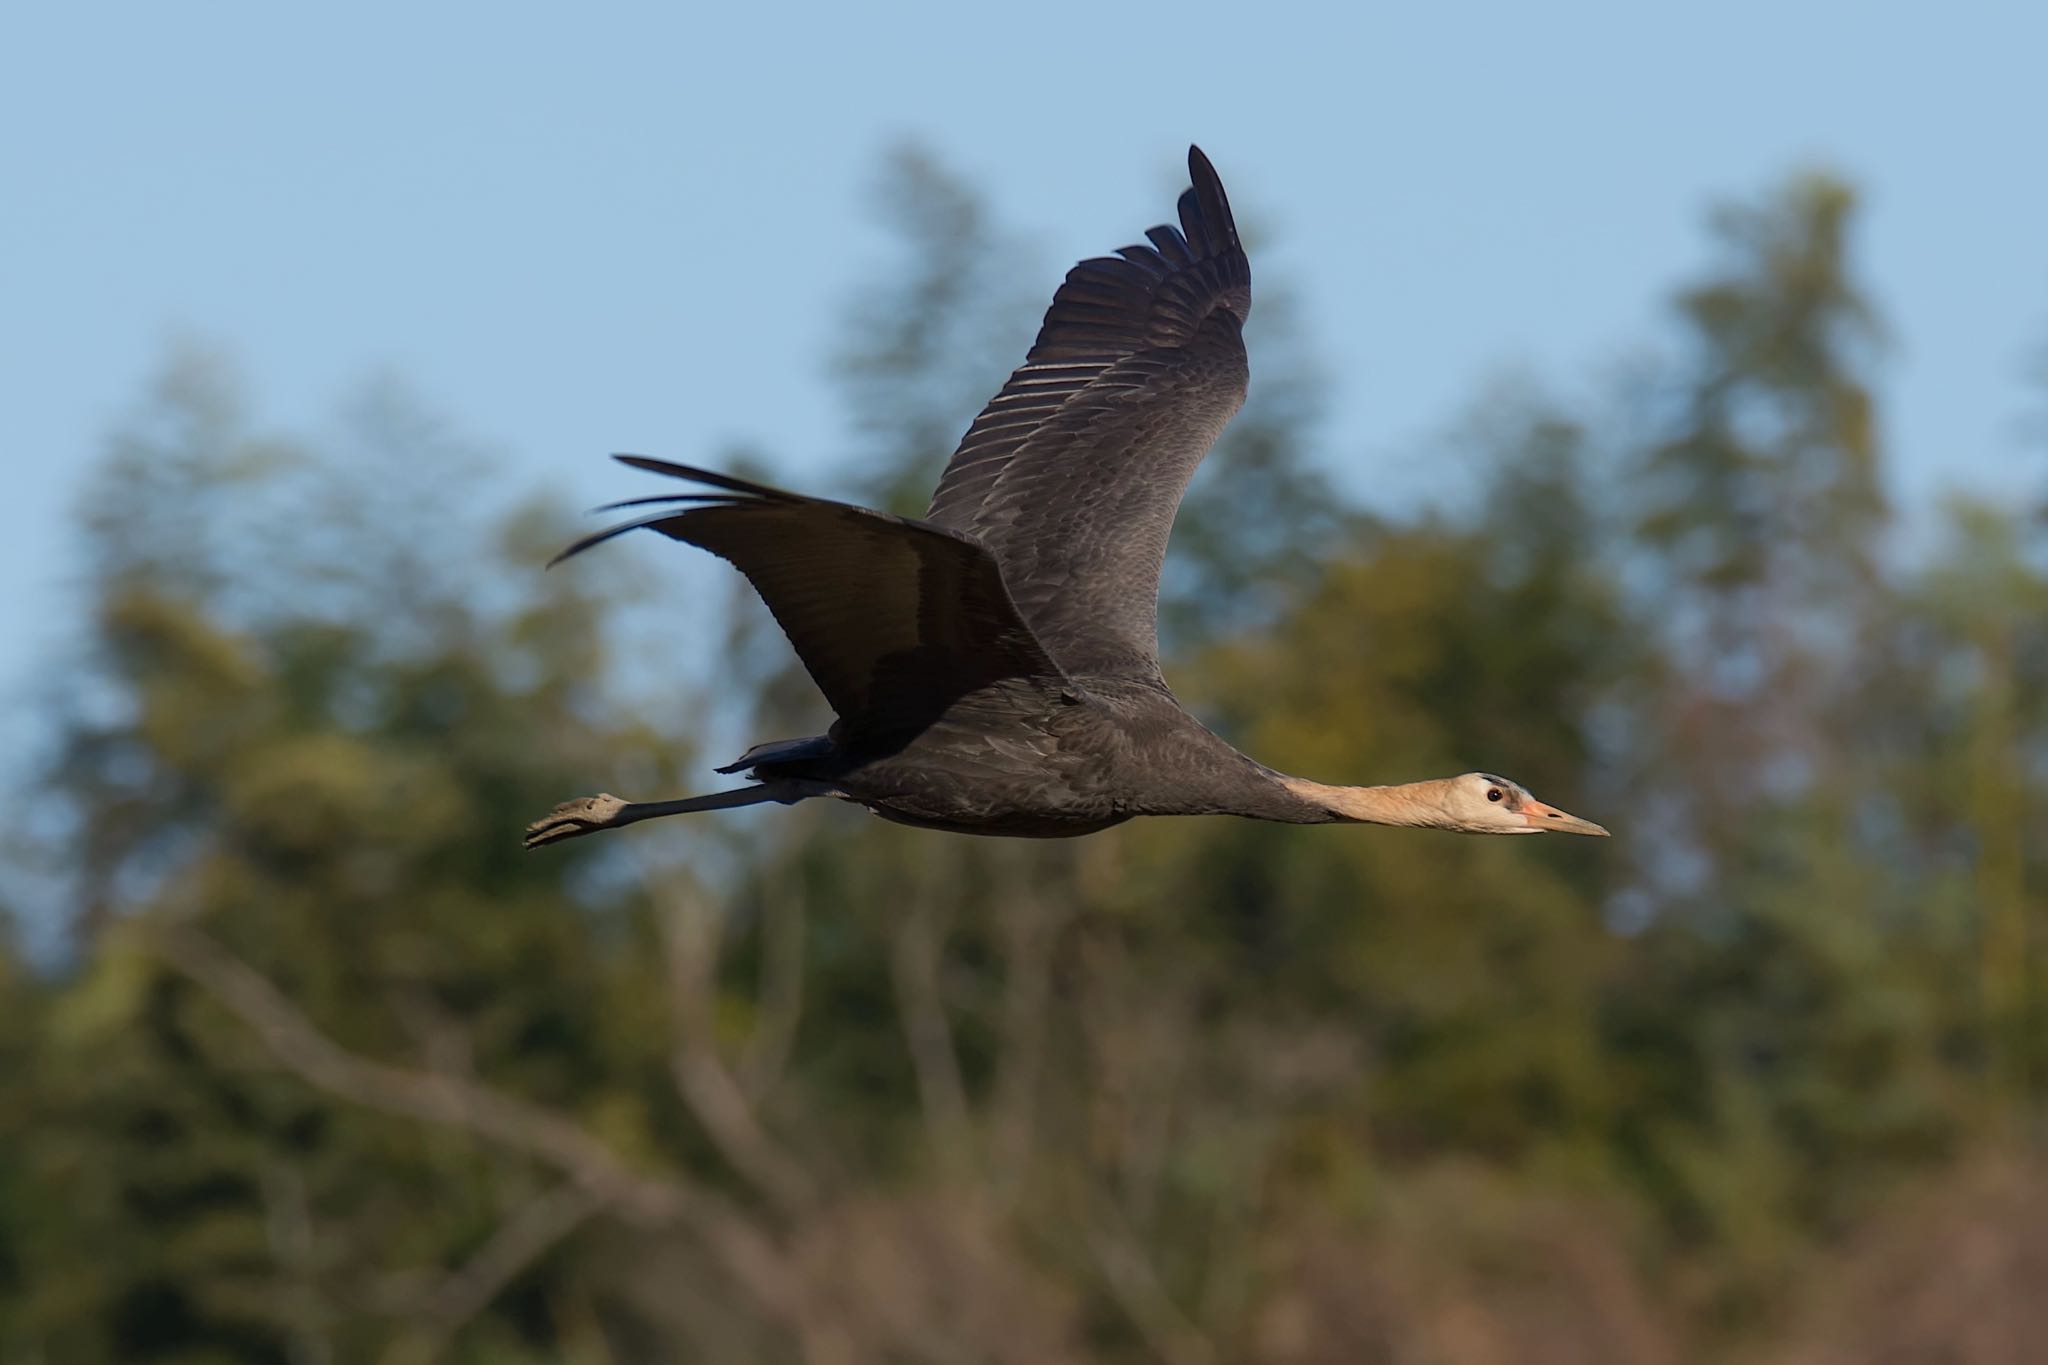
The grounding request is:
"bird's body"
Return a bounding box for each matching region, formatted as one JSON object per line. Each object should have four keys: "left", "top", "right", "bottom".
{"left": 526, "top": 148, "right": 1608, "bottom": 848}
{"left": 738, "top": 677, "right": 1320, "bottom": 837}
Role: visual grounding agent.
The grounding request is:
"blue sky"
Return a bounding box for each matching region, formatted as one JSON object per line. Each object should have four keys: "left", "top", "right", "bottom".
{"left": 4, "top": 1, "right": 2044, "bottom": 785}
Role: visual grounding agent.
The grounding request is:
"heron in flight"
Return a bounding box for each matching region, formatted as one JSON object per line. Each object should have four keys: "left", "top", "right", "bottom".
{"left": 526, "top": 147, "right": 1608, "bottom": 846}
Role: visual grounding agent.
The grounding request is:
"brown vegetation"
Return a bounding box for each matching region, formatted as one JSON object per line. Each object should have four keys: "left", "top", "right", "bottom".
{"left": 2, "top": 149, "right": 2042, "bottom": 1364}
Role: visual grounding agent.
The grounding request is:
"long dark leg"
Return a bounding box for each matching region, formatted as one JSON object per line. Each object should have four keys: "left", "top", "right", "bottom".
{"left": 522, "top": 782, "right": 820, "bottom": 849}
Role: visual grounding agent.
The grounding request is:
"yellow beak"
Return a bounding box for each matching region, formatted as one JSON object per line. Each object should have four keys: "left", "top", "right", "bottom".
{"left": 1521, "top": 798, "right": 1610, "bottom": 837}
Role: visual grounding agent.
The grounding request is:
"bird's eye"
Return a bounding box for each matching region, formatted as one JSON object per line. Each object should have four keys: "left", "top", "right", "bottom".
{"left": 1487, "top": 788, "right": 1503, "bottom": 802}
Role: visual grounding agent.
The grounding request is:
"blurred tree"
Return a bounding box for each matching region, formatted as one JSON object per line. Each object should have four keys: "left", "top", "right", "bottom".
{"left": 1892, "top": 500, "right": 2048, "bottom": 1107}
{"left": 6, "top": 346, "right": 712, "bottom": 1364}
{"left": 1634, "top": 172, "right": 1886, "bottom": 840}
{"left": 1605, "top": 177, "right": 2043, "bottom": 1337}
{"left": 834, "top": 143, "right": 1040, "bottom": 518}
{"left": 4, "top": 161, "right": 2046, "bottom": 1365}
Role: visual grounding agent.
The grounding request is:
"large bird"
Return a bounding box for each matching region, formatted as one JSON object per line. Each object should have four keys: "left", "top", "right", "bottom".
{"left": 526, "top": 147, "right": 1608, "bottom": 847}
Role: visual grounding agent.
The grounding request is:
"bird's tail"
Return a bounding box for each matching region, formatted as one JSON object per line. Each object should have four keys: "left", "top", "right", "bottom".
{"left": 715, "top": 734, "right": 837, "bottom": 775}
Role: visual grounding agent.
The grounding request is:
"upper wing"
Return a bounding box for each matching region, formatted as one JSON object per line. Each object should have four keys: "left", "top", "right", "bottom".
{"left": 556, "top": 457, "right": 1067, "bottom": 741}
{"left": 924, "top": 145, "right": 1252, "bottom": 682}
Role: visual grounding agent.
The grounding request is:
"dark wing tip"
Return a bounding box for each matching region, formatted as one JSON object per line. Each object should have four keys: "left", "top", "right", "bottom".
{"left": 547, "top": 514, "right": 656, "bottom": 568}
{"left": 546, "top": 458, "right": 794, "bottom": 567}
{"left": 593, "top": 492, "right": 733, "bottom": 513}
{"left": 610, "top": 454, "right": 795, "bottom": 501}
{"left": 1179, "top": 145, "right": 1241, "bottom": 258}
{"left": 546, "top": 498, "right": 752, "bottom": 568}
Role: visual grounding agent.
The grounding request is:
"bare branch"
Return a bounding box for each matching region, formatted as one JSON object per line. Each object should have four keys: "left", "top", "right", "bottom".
{"left": 887, "top": 858, "right": 977, "bottom": 1182}
{"left": 144, "top": 923, "right": 807, "bottom": 1324}
{"left": 383, "top": 983, "right": 476, "bottom": 1082}
{"left": 260, "top": 1160, "right": 334, "bottom": 1365}
{"left": 989, "top": 861, "right": 1075, "bottom": 1208}
{"left": 1084, "top": 1197, "right": 1215, "bottom": 1365}
{"left": 152, "top": 922, "right": 685, "bottom": 1215}
{"left": 378, "top": 1182, "right": 603, "bottom": 1365}
{"left": 659, "top": 882, "right": 817, "bottom": 1211}
{"left": 738, "top": 867, "right": 808, "bottom": 1103}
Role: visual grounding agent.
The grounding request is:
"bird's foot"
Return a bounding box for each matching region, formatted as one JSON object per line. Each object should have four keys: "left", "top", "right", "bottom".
{"left": 523, "top": 793, "right": 630, "bottom": 849}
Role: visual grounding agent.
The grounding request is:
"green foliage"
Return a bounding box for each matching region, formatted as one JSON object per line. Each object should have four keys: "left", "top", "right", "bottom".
{"left": 7, "top": 354, "right": 702, "bottom": 1363}
{"left": 1, "top": 153, "right": 2043, "bottom": 1364}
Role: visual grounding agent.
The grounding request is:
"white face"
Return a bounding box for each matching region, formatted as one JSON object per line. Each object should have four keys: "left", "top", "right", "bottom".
{"left": 1446, "top": 772, "right": 1610, "bottom": 837}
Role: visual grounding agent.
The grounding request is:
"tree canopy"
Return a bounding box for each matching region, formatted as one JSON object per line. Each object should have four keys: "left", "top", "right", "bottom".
{"left": 3, "top": 149, "right": 2044, "bottom": 1364}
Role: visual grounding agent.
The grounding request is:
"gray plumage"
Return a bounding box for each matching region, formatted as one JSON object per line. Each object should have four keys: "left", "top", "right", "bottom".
{"left": 525, "top": 148, "right": 1611, "bottom": 847}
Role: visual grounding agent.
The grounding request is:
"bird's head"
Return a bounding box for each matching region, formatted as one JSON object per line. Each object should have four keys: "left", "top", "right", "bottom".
{"left": 1443, "top": 772, "right": 1609, "bottom": 836}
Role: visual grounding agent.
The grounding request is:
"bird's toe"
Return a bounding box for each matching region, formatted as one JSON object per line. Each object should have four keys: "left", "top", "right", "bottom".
{"left": 521, "top": 793, "right": 626, "bottom": 849}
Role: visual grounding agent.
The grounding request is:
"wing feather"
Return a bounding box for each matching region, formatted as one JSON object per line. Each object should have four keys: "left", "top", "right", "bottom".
{"left": 558, "top": 458, "right": 1066, "bottom": 740}
{"left": 924, "top": 146, "right": 1252, "bottom": 682}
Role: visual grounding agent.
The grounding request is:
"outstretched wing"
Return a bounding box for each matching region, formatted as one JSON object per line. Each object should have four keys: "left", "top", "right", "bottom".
{"left": 925, "top": 145, "right": 1252, "bottom": 683}
{"left": 556, "top": 457, "right": 1066, "bottom": 741}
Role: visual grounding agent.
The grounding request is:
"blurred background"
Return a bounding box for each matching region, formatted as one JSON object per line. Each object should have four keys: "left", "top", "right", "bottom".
{"left": 4, "top": 3, "right": 2045, "bottom": 1361}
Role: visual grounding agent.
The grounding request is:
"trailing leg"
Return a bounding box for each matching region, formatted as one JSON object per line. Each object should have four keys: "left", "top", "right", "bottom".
{"left": 522, "top": 782, "right": 820, "bottom": 849}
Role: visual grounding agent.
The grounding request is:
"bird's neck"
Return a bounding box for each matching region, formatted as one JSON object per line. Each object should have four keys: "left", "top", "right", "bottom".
{"left": 1276, "top": 775, "right": 1460, "bottom": 829}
